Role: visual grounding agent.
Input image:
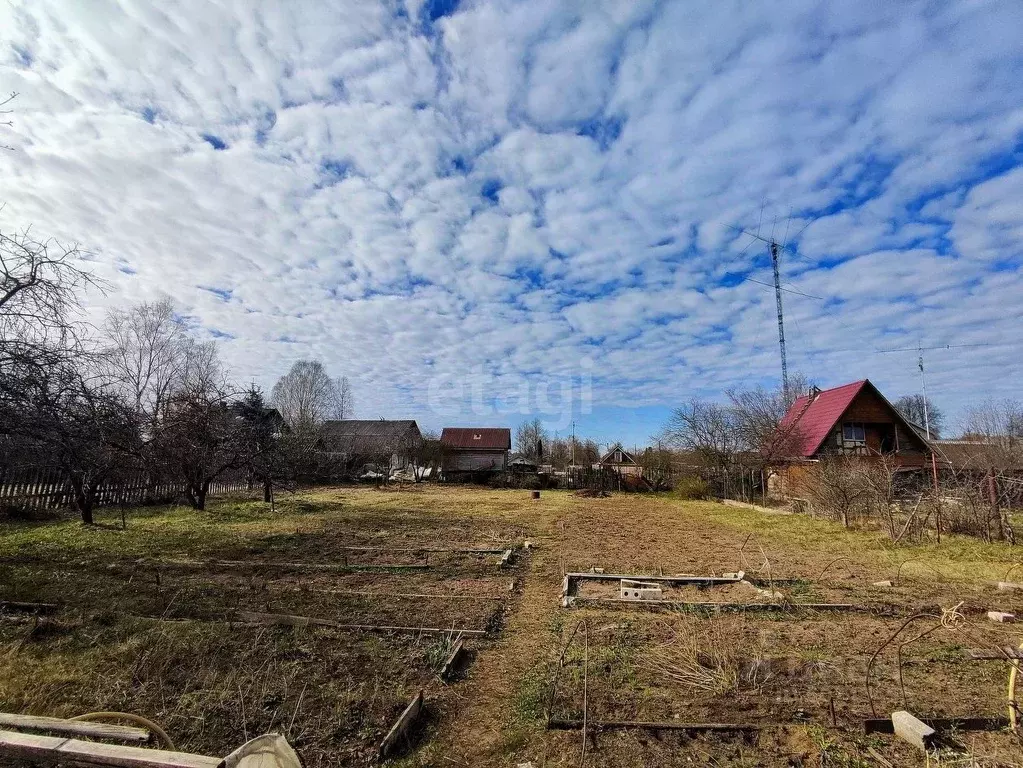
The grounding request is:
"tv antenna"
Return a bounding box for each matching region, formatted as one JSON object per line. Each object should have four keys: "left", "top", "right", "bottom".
{"left": 730, "top": 215, "right": 814, "bottom": 402}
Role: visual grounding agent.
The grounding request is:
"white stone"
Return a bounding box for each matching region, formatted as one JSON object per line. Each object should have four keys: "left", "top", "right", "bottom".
{"left": 987, "top": 611, "right": 1016, "bottom": 623}
{"left": 872, "top": 580, "right": 894, "bottom": 587}
{"left": 998, "top": 581, "right": 1023, "bottom": 591}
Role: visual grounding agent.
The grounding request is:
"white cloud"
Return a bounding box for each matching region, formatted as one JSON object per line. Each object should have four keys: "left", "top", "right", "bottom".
{"left": 1, "top": 0, "right": 1022, "bottom": 441}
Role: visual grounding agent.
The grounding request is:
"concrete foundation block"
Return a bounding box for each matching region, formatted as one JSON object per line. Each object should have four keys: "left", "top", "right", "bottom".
{"left": 997, "top": 582, "right": 1023, "bottom": 591}
{"left": 891, "top": 710, "right": 935, "bottom": 752}
{"left": 872, "top": 580, "right": 894, "bottom": 588}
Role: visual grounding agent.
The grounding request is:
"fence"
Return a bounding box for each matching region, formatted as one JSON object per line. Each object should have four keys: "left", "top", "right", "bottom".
{"left": 0, "top": 465, "right": 251, "bottom": 512}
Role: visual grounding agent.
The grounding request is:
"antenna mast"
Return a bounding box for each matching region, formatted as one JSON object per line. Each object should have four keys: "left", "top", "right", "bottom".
{"left": 770, "top": 241, "right": 789, "bottom": 401}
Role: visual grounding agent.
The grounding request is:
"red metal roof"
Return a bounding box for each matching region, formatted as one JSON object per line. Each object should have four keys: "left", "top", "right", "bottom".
{"left": 440, "top": 427, "right": 511, "bottom": 450}
{"left": 776, "top": 380, "right": 868, "bottom": 457}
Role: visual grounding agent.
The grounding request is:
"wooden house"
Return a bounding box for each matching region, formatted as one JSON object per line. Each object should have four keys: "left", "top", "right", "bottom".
{"left": 768, "top": 379, "right": 931, "bottom": 495}
{"left": 440, "top": 427, "right": 511, "bottom": 478}
{"left": 320, "top": 419, "right": 422, "bottom": 474}
{"left": 596, "top": 443, "right": 643, "bottom": 478}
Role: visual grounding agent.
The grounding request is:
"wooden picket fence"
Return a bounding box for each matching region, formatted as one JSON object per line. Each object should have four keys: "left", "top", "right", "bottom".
{"left": 0, "top": 465, "right": 251, "bottom": 512}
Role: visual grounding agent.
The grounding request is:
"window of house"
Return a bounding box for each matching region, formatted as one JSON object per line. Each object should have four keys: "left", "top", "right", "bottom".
{"left": 842, "top": 422, "right": 866, "bottom": 443}
{"left": 615, "top": 451, "right": 622, "bottom": 463}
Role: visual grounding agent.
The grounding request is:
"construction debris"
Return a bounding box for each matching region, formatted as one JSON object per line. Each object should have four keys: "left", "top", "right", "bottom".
{"left": 890, "top": 711, "right": 936, "bottom": 752}
{"left": 619, "top": 579, "right": 663, "bottom": 601}
{"left": 872, "top": 581, "right": 894, "bottom": 588}
{"left": 378, "top": 691, "right": 425, "bottom": 761}
{"left": 987, "top": 611, "right": 1016, "bottom": 623}
{"left": 0, "top": 728, "right": 220, "bottom": 767}
{"left": 997, "top": 581, "right": 1023, "bottom": 591}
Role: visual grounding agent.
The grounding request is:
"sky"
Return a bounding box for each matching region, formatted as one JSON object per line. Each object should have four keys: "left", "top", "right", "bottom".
{"left": 2, "top": 0, "right": 1022, "bottom": 448}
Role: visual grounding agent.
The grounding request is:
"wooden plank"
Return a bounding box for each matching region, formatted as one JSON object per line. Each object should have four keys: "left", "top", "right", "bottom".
{"left": 155, "top": 558, "right": 430, "bottom": 573}
{"left": 440, "top": 638, "right": 467, "bottom": 682}
{"left": 964, "top": 647, "right": 1023, "bottom": 660}
{"left": 0, "top": 713, "right": 150, "bottom": 744}
{"left": 566, "top": 572, "right": 743, "bottom": 585}
{"left": 235, "top": 611, "right": 487, "bottom": 636}
{"left": 0, "top": 729, "right": 220, "bottom": 767}
{"left": 565, "top": 596, "right": 859, "bottom": 611}
{"left": 378, "top": 691, "right": 424, "bottom": 761}
{"left": 0, "top": 601, "right": 58, "bottom": 615}
{"left": 548, "top": 718, "right": 763, "bottom": 732}
{"left": 863, "top": 716, "right": 1008, "bottom": 734}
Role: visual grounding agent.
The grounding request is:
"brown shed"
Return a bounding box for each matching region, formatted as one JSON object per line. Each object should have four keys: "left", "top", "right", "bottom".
{"left": 440, "top": 427, "right": 511, "bottom": 476}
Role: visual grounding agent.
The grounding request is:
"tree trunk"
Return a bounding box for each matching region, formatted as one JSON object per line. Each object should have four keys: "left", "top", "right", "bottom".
{"left": 263, "top": 477, "right": 272, "bottom": 503}
{"left": 69, "top": 475, "right": 95, "bottom": 525}
{"left": 196, "top": 480, "right": 209, "bottom": 511}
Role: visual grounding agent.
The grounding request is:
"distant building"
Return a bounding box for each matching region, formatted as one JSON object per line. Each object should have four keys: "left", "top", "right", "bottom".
{"left": 596, "top": 443, "right": 643, "bottom": 478}
{"left": 320, "top": 419, "right": 422, "bottom": 473}
{"left": 768, "top": 379, "right": 931, "bottom": 494}
{"left": 440, "top": 427, "right": 511, "bottom": 477}
{"left": 508, "top": 454, "right": 539, "bottom": 474}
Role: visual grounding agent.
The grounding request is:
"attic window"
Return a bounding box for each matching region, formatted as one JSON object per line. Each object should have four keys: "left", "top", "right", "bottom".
{"left": 473, "top": 433, "right": 482, "bottom": 440}
{"left": 843, "top": 422, "right": 866, "bottom": 444}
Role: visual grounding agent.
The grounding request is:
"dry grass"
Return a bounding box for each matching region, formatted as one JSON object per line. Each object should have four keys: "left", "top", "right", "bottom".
{"left": 644, "top": 616, "right": 770, "bottom": 695}
{"left": 4, "top": 485, "right": 1023, "bottom": 767}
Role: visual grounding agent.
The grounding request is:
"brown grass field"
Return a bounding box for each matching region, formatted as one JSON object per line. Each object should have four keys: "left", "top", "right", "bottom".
{"left": 3, "top": 485, "right": 1023, "bottom": 766}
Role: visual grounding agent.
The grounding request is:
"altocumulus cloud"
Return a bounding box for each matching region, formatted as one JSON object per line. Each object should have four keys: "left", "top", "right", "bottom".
{"left": 1, "top": 0, "right": 1022, "bottom": 437}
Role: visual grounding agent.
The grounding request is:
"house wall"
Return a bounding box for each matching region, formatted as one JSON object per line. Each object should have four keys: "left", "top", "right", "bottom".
{"left": 817, "top": 388, "right": 928, "bottom": 464}
{"left": 443, "top": 450, "right": 508, "bottom": 472}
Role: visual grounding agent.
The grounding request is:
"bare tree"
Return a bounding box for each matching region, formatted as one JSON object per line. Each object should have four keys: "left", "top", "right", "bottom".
{"left": 1, "top": 92, "right": 16, "bottom": 152}
{"left": 661, "top": 399, "right": 741, "bottom": 472}
{"left": 101, "top": 298, "right": 190, "bottom": 424}
{"left": 271, "top": 360, "right": 353, "bottom": 430}
{"left": 960, "top": 398, "right": 1023, "bottom": 445}
{"left": 1, "top": 229, "right": 96, "bottom": 374}
{"left": 155, "top": 372, "right": 246, "bottom": 511}
{"left": 515, "top": 418, "right": 548, "bottom": 461}
{"left": 894, "top": 394, "right": 944, "bottom": 437}
{"left": 801, "top": 457, "right": 870, "bottom": 529}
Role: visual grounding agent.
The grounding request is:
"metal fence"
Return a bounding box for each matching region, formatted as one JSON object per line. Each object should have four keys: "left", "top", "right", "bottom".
{"left": 0, "top": 465, "right": 251, "bottom": 512}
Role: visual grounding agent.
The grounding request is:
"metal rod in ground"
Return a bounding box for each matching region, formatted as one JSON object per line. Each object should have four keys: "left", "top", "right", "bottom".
{"left": 548, "top": 719, "right": 764, "bottom": 733}
{"left": 580, "top": 620, "right": 588, "bottom": 765}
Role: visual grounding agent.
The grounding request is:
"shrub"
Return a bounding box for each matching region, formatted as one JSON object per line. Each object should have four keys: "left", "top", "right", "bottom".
{"left": 673, "top": 476, "right": 709, "bottom": 500}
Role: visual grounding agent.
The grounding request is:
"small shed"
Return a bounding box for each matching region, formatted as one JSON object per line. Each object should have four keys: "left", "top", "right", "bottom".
{"left": 440, "top": 427, "right": 511, "bottom": 477}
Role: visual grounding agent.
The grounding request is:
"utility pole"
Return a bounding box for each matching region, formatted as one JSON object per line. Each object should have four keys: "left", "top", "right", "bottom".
{"left": 918, "top": 344, "right": 931, "bottom": 441}
{"left": 771, "top": 241, "right": 789, "bottom": 401}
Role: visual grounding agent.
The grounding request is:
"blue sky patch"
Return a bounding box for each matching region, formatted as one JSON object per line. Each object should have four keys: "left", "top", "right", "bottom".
{"left": 201, "top": 133, "right": 228, "bottom": 150}
{"left": 198, "top": 285, "right": 233, "bottom": 301}
{"left": 481, "top": 178, "right": 502, "bottom": 203}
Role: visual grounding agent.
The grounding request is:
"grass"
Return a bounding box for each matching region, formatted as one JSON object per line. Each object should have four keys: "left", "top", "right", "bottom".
{"left": 4, "top": 485, "right": 1023, "bottom": 767}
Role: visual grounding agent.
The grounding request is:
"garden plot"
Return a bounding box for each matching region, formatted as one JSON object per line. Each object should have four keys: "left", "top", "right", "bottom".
{"left": 0, "top": 495, "right": 535, "bottom": 766}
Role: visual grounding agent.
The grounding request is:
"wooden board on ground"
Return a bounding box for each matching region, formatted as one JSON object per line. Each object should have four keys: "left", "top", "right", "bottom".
{"left": 0, "top": 712, "right": 151, "bottom": 744}
{"left": 0, "top": 728, "right": 220, "bottom": 767}
{"left": 378, "top": 691, "right": 425, "bottom": 761}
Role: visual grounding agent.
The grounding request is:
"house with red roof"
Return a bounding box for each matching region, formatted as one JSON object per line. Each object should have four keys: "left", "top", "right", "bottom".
{"left": 440, "top": 427, "right": 511, "bottom": 478}
{"left": 768, "top": 379, "right": 932, "bottom": 495}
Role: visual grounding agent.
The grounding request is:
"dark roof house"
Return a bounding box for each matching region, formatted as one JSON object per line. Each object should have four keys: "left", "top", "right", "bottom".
{"left": 320, "top": 420, "right": 422, "bottom": 470}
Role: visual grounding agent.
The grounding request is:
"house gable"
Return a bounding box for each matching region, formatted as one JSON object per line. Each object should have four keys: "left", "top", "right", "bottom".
{"left": 774, "top": 379, "right": 930, "bottom": 460}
